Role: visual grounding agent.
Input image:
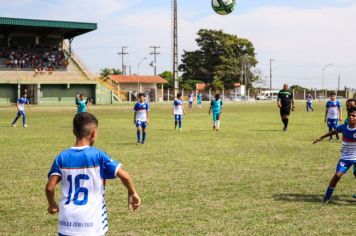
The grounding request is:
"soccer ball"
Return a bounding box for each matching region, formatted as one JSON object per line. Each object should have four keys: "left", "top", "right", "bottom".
{"left": 211, "top": 0, "right": 236, "bottom": 15}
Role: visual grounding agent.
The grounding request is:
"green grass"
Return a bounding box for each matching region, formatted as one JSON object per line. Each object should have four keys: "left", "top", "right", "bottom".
{"left": 0, "top": 102, "right": 355, "bottom": 235}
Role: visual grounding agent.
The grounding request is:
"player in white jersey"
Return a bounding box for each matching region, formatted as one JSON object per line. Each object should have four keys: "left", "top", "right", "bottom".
{"left": 314, "top": 107, "right": 356, "bottom": 203}
{"left": 306, "top": 93, "right": 314, "bottom": 112}
{"left": 134, "top": 93, "right": 150, "bottom": 144}
{"left": 325, "top": 92, "right": 342, "bottom": 141}
{"left": 173, "top": 93, "right": 186, "bottom": 131}
{"left": 46, "top": 112, "right": 140, "bottom": 236}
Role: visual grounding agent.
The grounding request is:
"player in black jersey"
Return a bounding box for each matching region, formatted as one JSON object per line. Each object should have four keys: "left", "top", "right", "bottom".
{"left": 277, "top": 84, "right": 295, "bottom": 131}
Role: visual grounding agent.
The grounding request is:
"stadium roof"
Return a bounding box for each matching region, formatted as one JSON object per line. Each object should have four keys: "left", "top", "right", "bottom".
{"left": 0, "top": 17, "right": 97, "bottom": 39}
{"left": 109, "top": 75, "right": 168, "bottom": 84}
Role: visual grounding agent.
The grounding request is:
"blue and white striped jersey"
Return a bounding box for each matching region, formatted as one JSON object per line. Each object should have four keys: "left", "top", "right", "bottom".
{"left": 17, "top": 97, "right": 30, "bottom": 111}
{"left": 48, "top": 146, "right": 121, "bottom": 236}
{"left": 336, "top": 124, "right": 356, "bottom": 161}
{"left": 134, "top": 102, "right": 150, "bottom": 122}
{"left": 326, "top": 100, "right": 342, "bottom": 119}
{"left": 173, "top": 99, "right": 183, "bottom": 115}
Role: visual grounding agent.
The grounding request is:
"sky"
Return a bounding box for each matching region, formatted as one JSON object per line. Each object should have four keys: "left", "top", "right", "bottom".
{"left": 0, "top": 0, "right": 355, "bottom": 89}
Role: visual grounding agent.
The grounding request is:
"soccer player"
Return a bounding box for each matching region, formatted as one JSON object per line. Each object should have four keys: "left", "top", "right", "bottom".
{"left": 306, "top": 93, "right": 314, "bottom": 112}
{"left": 197, "top": 92, "right": 203, "bottom": 109}
{"left": 173, "top": 93, "right": 186, "bottom": 131}
{"left": 11, "top": 92, "right": 30, "bottom": 128}
{"left": 325, "top": 92, "right": 342, "bottom": 141}
{"left": 188, "top": 91, "right": 194, "bottom": 109}
{"left": 345, "top": 98, "right": 356, "bottom": 125}
{"left": 77, "top": 94, "right": 89, "bottom": 113}
{"left": 45, "top": 112, "right": 140, "bottom": 235}
{"left": 277, "top": 84, "right": 295, "bottom": 131}
{"left": 313, "top": 107, "right": 356, "bottom": 203}
{"left": 209, "top": 94, "right": 223, "bottom": 131}
{"left": 134, "top": 93, "right": 150, "bottom": 144}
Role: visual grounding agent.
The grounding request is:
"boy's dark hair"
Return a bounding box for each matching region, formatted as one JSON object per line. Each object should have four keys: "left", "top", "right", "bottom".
{"left": 215, "top": 94, "right": 220, "bottom": 100}
{"left": 21, "top": 92, "right": 27, "bottom": 96}
{"left": 346, "top": 98, "right": 356, "bottom": 103}
{"left": 73, "top": 112, "right": 98, "bottom": 138}
{"left": 80, "top": 93, "right": 84, "bottom": 97}
{"left": 177, "top": 93, "right": 182, "bottom": 98}
{"left": 329, "top": 92, "right": 336, "bottom": 96}
{"left": 348, "top": 107, "right": 356, "bottom": 114}
{"left": 138, "top": 93, "right": 145, "bottom": 98}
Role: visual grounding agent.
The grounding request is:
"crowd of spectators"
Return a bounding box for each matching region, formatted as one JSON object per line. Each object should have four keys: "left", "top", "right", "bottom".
{"left": 0, "top": 46, "right": 69, "bottom": 71}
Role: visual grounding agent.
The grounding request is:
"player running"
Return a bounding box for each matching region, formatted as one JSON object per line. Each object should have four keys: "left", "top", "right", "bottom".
{"left": 134, "top": 93, "right": 150, "bottom": 144}
{"left": 325, "top": 92, "right": 342, "bottom": 141}
{"left": 173, "top": 93, "right": 186, "bottom": 131}
{"left": 77, "top": 94, "right": 89, "bottom": 113}
{"left": 45, "top": 112, "right": 140, "bottom": 236}
{"left": 313, "top": 107, "right": 356, "bottom": 203}
{"left": 277, "top": 84, "right": 295, "bottom": 132}
{"left": 11, "top": 92, "right": 30, "bottom": 128}
{"left": 306, "top": 93, "right": 314, "bottom": 112}
{"left": 209, "top": 94, "right": 223, "bottom": 131}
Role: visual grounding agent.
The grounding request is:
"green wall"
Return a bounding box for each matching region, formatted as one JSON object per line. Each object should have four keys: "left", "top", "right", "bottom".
{"left": 40, "top": 84, "right": 95, "bottom": 104}
{"left": 0, "top": 84, "right": 17, "bottom": 104}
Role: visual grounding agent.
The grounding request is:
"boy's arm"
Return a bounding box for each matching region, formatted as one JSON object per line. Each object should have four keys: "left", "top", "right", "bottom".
{"left": 45, "top": 175, "right": 61, "bottom": 214}
{"left": 291, "top": 98, "right": 295, "bottom": 110}
{"left": 146, "top": 110, "right": 150, "bottom": 124}
{"left": 324, "top": 109, "right": 328, "bottom": 122}
{"left": 133, "top": 111, "right": 136, "bottom": 125}
{"left": 116, "top": 168, "right": 141, "bottom": 211}
{"left": 313, "top": 130, "right": 338, "bottom": 144}
{"left": 339, "top": 108, "right": 343, "bottom": 121}
{"left": 209, "top": 105, "right": 212, "bottom": 114}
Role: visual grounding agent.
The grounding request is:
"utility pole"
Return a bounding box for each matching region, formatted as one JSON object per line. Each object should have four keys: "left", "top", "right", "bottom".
{"left": 269, "top": 59, "right": 274, "bottom": 91}
{"left": 118, "top": 46, "right": 128, "bottom": 75}
{"left": 150, "top": 46, "right": 160, "bottom": 76}
{"left": 322, "top": 63, "right": 333, "bottom": 98}
{"left": 172, "top": 0, "right": 179, "bottom": 96}
{"left": 338, "top": 73, "right": 341, "bottom": 91}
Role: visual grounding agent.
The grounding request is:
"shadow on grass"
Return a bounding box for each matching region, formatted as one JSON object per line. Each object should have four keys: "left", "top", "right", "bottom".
{"left": 274, "top": 193, "right": 356, "bottom": 205}
{"left": 249, "top": 129, "right": 282, "bottom": 132}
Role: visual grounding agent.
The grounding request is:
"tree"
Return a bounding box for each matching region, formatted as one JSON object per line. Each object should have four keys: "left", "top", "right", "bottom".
{"left": 179, "top": 29, "right": 258, "bottom": 89}
{"left": 100, "top": 68, "right": 122, "bottom": 78}
{"left": 159, "top": 71, "right": 173, "bottom": 89}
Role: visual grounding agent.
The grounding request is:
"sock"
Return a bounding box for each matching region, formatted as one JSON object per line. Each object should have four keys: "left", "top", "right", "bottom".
{"left": 137, "top": 130, "right": 140, "bottom": 143}
{"left": 175, "top": 121, "right": 178, "bottom": 128}
{"left": 324, "top": 186, "right": 335, "bottom": 201}
{"left": 282, "top": 119, "right": 288, "bottom": 128}
{"left": 142, "top": 132, "right": 146, "bottom": 143}
{"left": 179, "top": 120, "right": 182, "bottom": 129}
{"left": 216, "top": 120, "right": 220, "bottom": 129}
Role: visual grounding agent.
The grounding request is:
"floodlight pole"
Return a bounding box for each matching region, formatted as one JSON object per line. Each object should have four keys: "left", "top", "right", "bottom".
{"left": 172, "top": 0, "right": 179, "bottom": 97}
{"left": 269, "top": 59, "right": 274, "bottom": 91}
{"left": 118, "top": 46, "right": 128, "bottom": 75}
{"left": 322, "top": 63, "right": 333, "bottom": 98}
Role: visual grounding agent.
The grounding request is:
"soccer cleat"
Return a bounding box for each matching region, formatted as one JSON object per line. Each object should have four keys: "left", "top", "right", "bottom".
{"left": 23, "top": 124, "right": 28, "bottom": 128}
{"left": 322, "top": 197, "right": 330, "bottom": 204}
{"left": 12, "top": 124, "right": 16, "bottom": 128}
{"left": 136, "top": 142, "right": 141, "bottom": 145}
{"left": 329, "top": 139, "right": 334, "bottom": 142}
{"left": 283, "top": 127, "right": 287, "bottom": 132}
{"left": 179, "top": 128, "right": 183, "bottom": 131}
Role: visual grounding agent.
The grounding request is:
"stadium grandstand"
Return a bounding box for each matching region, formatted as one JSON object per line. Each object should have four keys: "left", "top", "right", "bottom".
{"left": 0, "top": 17, "right": 120, "bottom": 105}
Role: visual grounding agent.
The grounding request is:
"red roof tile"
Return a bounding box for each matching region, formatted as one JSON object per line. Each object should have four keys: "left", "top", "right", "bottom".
{"left": 109, "top": 75, "right": 168, "bottom": 84}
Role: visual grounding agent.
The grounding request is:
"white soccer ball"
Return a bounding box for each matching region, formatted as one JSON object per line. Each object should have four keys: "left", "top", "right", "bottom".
{"left": 211, "top": 0, "right": 236, "bottom": 15}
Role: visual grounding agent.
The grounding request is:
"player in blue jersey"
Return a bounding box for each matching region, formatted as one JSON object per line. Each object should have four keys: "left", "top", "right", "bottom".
{"left": 11, "top": 92, "right": 30, "bottom": 128}
{"left": 324, "top": 92, "right": 342, "bottom": 141}
{"left": 45, "top": 112, "right": 140, "bottom": 235}
{"left": 313, "top": 107, "right": 356, "bottom": 203}
{"left": 344, "top": 98, "right": 356, "bottom": 125}
{"left": 77, "top": 94, "right": 89, "bottom": 113}
{"left": 134, "top": 93, "right": 150, "bottom": 144}
{"left": 209, "top": 94, "right": 223, "bottom": 131}
{"left": 173, "top": 93, "right": 186, "bottom": 131}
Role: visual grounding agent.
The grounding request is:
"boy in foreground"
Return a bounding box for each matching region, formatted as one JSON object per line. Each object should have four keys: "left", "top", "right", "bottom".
{"left": 45, "top": 112, "right": 140, "bottom": 236}
{"left": 134, "top": 93, "right": 150, "bottom": 144}
{"left": 11, "top": 92, "right": 30, "bottom": 128}
{"left": 209, "top": 94, "right": 223, "bottom": 131}
{"left": 325, "top": 92, "right": 342, "bottom": 141}
{"left": 313, "top": 107, "right": 356, "bottom": 203}
{"left": 173, "top": 93, "right": 186, "bottom": 131}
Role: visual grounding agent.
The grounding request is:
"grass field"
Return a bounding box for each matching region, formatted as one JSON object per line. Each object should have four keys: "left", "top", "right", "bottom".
{"left": 0, "top": 101, "right": 355, "bottom": 235}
